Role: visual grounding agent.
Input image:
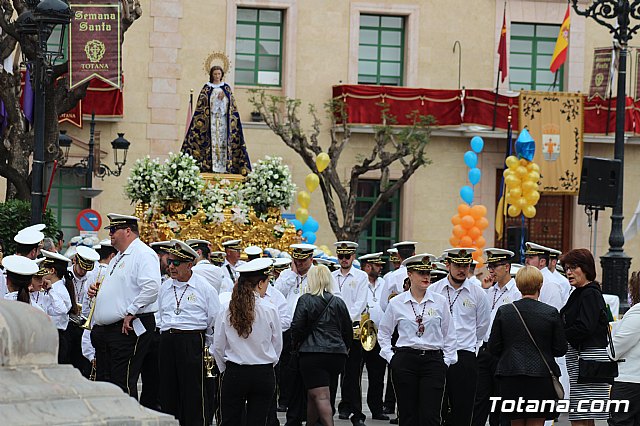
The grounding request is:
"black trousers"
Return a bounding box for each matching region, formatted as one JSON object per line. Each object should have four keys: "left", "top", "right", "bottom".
{"left": 159, "top": 332, "right": 208, "bottom": 426}
{"left": 65, "top": 323, "right": 91, "bottom": 376}
{"left": 384, "top": 326, "right": 400, "bottom": 412}
{"left": 361, "top": 342, "right": 387, "bottom": 415}
{"left": 609, "top": 381, "right": 640, "bottom": 426}
{"left": 442, "top": 350, "right": 478, "bottom": 426}
{"left": 266, "top": 359, "right": 281, "bottom": 426}
{"left": 338, "top": 337, "right": 365, "bottom": 422}
{"left": 220, "top": 362, "right": 275, "bottom": 426}
{"left": 57, "top": 329, "right": 68, "bottom": 364}
{"left": 472, "top": 346, "right": 508, "bottom": 426}
{"left": 279, "top": 330, "right": 294, "bottom": 407}
{"left": 140, "top": 328, "right": 161, "bottom": 411}
{"left": 391, "top": 349, "right": 447, "bottom": 426}
{"left": 90, "top": 314, "right": 155, "bottom": 399}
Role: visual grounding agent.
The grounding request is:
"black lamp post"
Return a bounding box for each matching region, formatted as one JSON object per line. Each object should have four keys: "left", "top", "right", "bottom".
{"left": 59, "top": 113, "right": 131, "bottom": 198}
{"left": 16, "top": 0, "right": 71, "bottom": 225}
{"left": 571, "top": 1, "right": 638, "bottom": 308}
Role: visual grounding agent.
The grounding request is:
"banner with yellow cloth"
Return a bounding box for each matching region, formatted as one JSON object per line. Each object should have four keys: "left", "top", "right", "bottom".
{"left": 518, "top": 91, "right": 583, "bottom": 194}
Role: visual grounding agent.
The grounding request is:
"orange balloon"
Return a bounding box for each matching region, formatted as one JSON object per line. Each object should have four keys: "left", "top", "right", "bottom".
{"left": 472, "top": 250, "right": 482, "bottom": 260}
{"left": 461, "top": 215, "right": 475, "bottom": 229}
{"left": 476, "top": 261, "right": 486, "bottom": 270}
{"left": 449, "top": 236, "right": 460, "bottom": 246}
{"left": 475, "top": 236, "right": 486, "bottom": 248}
{"left": 458, "top": 203, "right": 471, "bottom": 217}
{"left": 519, "top": 158, "right": 529, "bottom": 166}
{"left": 476, "top": 217, "right": 489, "bottom": 230}
{"left": 468, "top": 226, "right": 482, "bottom": 240}
{"left": 451, "top": 214, "right": 462, "bottom": 226}
{"left": 460, "top": 236, "right": 473, "bottom": 247}
{"left": 453, "top": 225, "right": 466, "bottom": 238}
{"left": 471, "top": 204, "right": 487, "bottom": 219}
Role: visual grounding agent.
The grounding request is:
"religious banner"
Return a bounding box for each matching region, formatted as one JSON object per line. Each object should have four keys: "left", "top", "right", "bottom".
{"left": 69, "top": 2, "right": 121, "bottom": 89}
{"left": 589, "top": 47, "right": 613, "bottom": 99}
{"left": 59, "top": 100, "right": 83, "bottom": 128}
{"left": 519, "top": 92, "right": 583, "bottom": 194}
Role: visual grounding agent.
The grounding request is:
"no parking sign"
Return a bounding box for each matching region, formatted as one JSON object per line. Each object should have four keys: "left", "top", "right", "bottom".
{"left": 76, "top": 209, "right": 102, "bottom": 232}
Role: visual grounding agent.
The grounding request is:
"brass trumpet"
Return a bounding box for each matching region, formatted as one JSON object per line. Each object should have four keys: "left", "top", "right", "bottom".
{"left": 81, "top": 276, "right": 104, "bottom": 331}
{"left": 204, "top": 346, "right": 216, "bottom": 378}
{"left": 358, "top": 311, "right": 377, "bottom": 351}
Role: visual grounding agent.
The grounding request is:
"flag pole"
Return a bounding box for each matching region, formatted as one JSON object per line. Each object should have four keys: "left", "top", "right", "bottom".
{"left": 492, "top": 70, "right": 500, "bottom": 131}
{"left": 501, "top": 113, "right": 512, "bottom": 244}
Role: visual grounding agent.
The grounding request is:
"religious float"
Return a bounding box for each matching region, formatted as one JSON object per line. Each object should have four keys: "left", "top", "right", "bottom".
{"left": 125, "top": 152, "right": 300, "bottom": 251}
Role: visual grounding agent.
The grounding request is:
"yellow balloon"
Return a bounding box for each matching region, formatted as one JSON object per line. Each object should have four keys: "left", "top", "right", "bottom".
{"left": 297, "top": 191, "right": 311, "bottom": 209}
{"left": 505, "top": 156, "right": 519, "bottom": 169}
{"left": 296, "top": 207, "right": 309, "bottom": 224}
{"left": 529, "top": 162, "right": 540, "bottom": 173}
{"left": 525, "top": 190, "right": 540, "bottom": 205}
{"left": 305, "top": 173, "right": 320, "bottom": 193}
{"left": 508, "top": 205, "right": 521, "bottom": 217}
{"left": 523, "top": 205, "right": 537, "bottom": 218}
{"left": 316, "top": 153, "right": 330, "bottom": 173}
{"left": 509, "top": 187, "right": 522, "bottom": 199}
{"left": 527, "top": 171, "right": 540, "bottom": 182}
{"left": 522, "top": 180, "right": 537, "bottom": 193}
{"left": 515, "top": 166, "right": 528, "bottom": 178}
{"left": 503, "top": 169, "right": 513, "bottom": 178}
{"left": 515, "top": 197, "right": 528, "bottom": 209}
{"left": 505, "top": 175, "right": 521, "bottom": 189}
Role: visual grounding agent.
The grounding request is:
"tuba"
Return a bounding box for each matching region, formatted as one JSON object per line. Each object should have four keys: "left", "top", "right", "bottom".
{"left": 358, "top": 311, "right": 377, "bottom": 351}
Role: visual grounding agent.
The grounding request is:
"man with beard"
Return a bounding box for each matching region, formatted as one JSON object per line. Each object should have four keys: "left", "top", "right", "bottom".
{"left": 430, "top": 248, "right": 490, "bottom": 426}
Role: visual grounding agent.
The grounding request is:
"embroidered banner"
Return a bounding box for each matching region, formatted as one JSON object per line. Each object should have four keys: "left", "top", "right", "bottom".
{"left": 69, "top": 2, "right": 121, "bottom": 89}
{"left": 589, "top": 47, "right": 613, "bottom": 99}
{"left": 519, "top": 92, "right": 583, "bottom": 194}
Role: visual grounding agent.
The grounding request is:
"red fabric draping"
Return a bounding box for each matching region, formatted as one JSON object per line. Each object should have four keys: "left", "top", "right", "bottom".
{"left": 584, "top": 95, "right": 634, "bottom": 134}
{"left": 463, "top": 89, "right": 519, "bottom": 130}
{"left": 332, "top": 85, "right": 461, "bottom": 126}
{"left": 83, "top": 78, "right": 124, "bottom": 119}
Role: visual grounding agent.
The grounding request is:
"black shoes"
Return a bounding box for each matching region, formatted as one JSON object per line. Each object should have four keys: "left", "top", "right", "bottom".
{"left": 352, "top": 421, "right": 366, "bottom": 426}
{"left": 372, "top": 413, "right": 390, "bottom": 421}
{"left": 382, "top": 406, "right": 395, "bottom": 415}
{"left": 338, "top": 412, "right": 351, "bottom": 420}
{"left": 276, "top": 405, "right": 287, "bottom": 413}
{"left": 389, "top": 417, "right": 399, "bottom": 424}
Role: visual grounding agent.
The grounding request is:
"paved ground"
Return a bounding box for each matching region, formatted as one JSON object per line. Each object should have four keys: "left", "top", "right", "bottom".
{"left": 274, "top": 371, "right": 609, "bottom": 426}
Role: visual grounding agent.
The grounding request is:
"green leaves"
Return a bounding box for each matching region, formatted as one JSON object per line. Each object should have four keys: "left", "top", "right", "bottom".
{"left": 0, "top": 200, "right": 60, "bottom": 254}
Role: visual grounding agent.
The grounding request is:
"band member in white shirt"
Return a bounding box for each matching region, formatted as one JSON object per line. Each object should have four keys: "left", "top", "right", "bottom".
{"left": 548, "top": 247, "right": 571, "bottom": 303}
{"left": 158, "top": 240, "right": 221, "bottom": 426}
{"left": 380, "top": 241, "right": 417, "bottom": 312}
{"left": 187, "top": 239, "right": 227, "bottom": 293}
{"left": 473, "top": 248, "right": 521, "bottom": 426}
{"left": 378, "top": 253, "right": 457, "bottom": 426}
{"left": 210, "top": 251, "right": 226, "bottom": 267}
{"left": 245, "top": 245, "right": 263, "bottom": 261}
{"left": 14, "top": 226, "right": 45, "bottom": 260}
{"left": 332, "top": 241, "right": 368, "bottom": 425}
{"left": 359, "top": 252, "right": 390, "bottom": 421}
{"left": 430, "top": 248, "right": 490, "bottom": 426}
{"left": 2, "top": 255, "right": 39, "bottom": 306}
{"left": 213, "top": 258, "right": 282, "bottom": 426}
{"left": 273, "top": 257, "right": 291, "bottom": 280}
{"left": 88, "top": 213, "right": 161, "bottom": 400}
{"left": 220, "top": 239, "right": 245, "bottom": 286}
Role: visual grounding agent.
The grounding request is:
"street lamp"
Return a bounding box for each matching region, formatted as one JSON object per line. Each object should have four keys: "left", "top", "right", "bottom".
{"left": 571, "top": 0, "right": 638, "bottom": 309}
{"left": 59, "top": 113, "right": 131, "bottom": 197}
{"left": 16, "top": 0, "right": 71, "bottom": 225}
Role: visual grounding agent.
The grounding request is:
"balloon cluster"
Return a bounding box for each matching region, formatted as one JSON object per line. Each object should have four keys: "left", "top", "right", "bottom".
{"left": 292, "top": 153, "right": 330, "bottom": 244}
{"left": 450, "top": 136, "right": 489, "bottom": 266}
{"left": 504, "top": 129, "right": 540, "bottom": 218}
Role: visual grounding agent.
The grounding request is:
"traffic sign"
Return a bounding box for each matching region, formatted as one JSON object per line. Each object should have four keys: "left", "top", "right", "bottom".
{"left": 76, "top": 209, "right": 102, "bottom": 232}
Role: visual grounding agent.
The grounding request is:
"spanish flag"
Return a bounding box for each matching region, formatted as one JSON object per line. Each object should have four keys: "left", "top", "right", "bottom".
{"left": 550, "top": 5, "right": 571, "bottom": 73}
{"left": 497, "top": 7, "right": 508, "bottom": 82}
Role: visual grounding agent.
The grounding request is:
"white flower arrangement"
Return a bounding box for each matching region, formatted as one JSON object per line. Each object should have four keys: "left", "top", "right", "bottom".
{"left": 152, "top": 152, "right": 205, "bottom": 207}
{"left": 124, "top": 156, "right": 161, "bottom": 204}
{"left": 199, "top": 179, "right": 249, "bottom": 224}
{"left": 242, "top": 156, "right": 296, "bottom": 214}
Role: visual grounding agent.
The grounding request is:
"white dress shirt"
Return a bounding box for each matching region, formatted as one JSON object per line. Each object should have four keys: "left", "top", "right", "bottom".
{"left": 265, "top": 285, "right": 291, "bottom": 331}
{"left": 82, "top": 329, "right": 95, "bottom": 361}
{"left": 158, "top": 272, "right": 221, "bottom": 347}
{"left": 430, "top": 276, "right": 491, "bottom": 352}
{"left": 332, "top": 266, "right": 368, "bottom": 322}
{"left": 82, "top": 263, "right": 109, "bottom": 317}
{"left": 69, "top": 266, "right": 89, "bottom": 310}
{"left": 49, "top": 279, "right": 72, "bottom": 330}
{"left": 5, "top": 291, "right": 45, "bottom": 312}
{"left": 31, "top": 289, "right": 66, "bottom": 317}
{"left": 213, "top": 294, "right": 282, "bottom": 372}
{"left": 366, "top": 277, "right": 385, "bottom": 325}
{"left": 192, "top": 260, "right": 224, "bottom": 293}
{"left": 552, "top": 269, "right": 572, "bottom": 303}
{"left": 274, "top": 265, "right": 341, "bottom": 317}
{"left": 221, "top": 259, "right": 246, "bottom": 285}
{"left": 539, "top": 267, "right": 565, "bottom": 311}
{"left": 0, "top": 272, "right": 7, "bottom": 299}
{"left": 380, "top": 265, "right": 407, "bottom": 312}
{"left": 378, "top": 289, "right": 458, "bottom": 366}
{"left": 93, "top": 238, "right": 161, "bottom": 326}
{"left": 484, "top": 278, "right": 522, "bottom": 341}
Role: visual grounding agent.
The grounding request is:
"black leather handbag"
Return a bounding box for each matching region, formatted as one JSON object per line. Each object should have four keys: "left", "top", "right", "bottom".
{"left": 578, "top": 311, "right": 619, "bottom": 385}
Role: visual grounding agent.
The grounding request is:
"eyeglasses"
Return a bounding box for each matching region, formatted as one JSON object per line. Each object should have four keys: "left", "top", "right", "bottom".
{"left": 337, "top": 254, "right": 352, "bottom": 260}
{"left": 167, "top": 259, "right": 187, "bottom": 267}
{"left": 563, "top": 264, "right": 578, "bottom": 272}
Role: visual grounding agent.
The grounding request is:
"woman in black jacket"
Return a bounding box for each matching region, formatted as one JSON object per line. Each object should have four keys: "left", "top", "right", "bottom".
{"left": 290, "top": 264, "right": 352, "bottom": 426}
{"left": 489, "top": 265, "right": 567, "bottom": 426}
{"left": 559, "top": 248, "right": 611, "bottom": 425}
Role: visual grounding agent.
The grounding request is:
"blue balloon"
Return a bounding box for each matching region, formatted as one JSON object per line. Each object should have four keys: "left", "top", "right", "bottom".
{"left": 463, "top": 151, "right": 478, "bottom": 168}
{"left": 515, "top": 128, "right": 536, "bottom": 161}
{"left": 302, "top": 216, "right": 319, "bottom": 233}
{"left": 470, "top": 136, "right": 484, "bottom": 153}
{"left": 460, "top": 185, "right": 474, "bottom": 204}
{"left": 468, "top": 168, "right": 482, "bottom": 185}
{"left": 302, "top": 231, "right": 317, "bottom": 244}
{"left": 290, "top": 219, "right": 302, "bottom": 230}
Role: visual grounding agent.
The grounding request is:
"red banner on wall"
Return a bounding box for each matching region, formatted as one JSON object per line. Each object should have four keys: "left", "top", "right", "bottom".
{"left": 589, "top": 47, "right": 613, "bottom": 99}
{"left": 69, "top": 3, "right": 121, "bottom": 89}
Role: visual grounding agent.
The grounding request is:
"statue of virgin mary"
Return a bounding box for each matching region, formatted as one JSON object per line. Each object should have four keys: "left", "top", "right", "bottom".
{"left": 181, "top": 55, "right": 251, "bottom": 175}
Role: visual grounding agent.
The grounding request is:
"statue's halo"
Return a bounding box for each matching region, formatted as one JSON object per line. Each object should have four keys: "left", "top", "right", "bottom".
{"left": 204, "top": 51, "right": 232, "bottom": 75}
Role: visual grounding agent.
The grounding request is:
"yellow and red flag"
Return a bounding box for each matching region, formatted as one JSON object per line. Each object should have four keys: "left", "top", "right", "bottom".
{"left": 497, "top": 8, "right": 508, "bottom": 82}
{"left": 550, "top": 5, "right": 571, "bottom": 73}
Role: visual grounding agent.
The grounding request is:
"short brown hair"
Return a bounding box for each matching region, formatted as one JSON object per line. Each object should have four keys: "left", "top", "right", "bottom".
{"left": 629, "top": 271, "right": 640, "bottom": 306}
{"left": 560, "top": 248, "right": 596, "bottom": 281}
{"left": 515, "top": 265, "right": 543, "bottom": 296}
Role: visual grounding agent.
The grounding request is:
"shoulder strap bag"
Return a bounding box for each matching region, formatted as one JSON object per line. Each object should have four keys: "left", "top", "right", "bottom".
{"left": 512, "top": 303, "right": 565, "bottom": 399}
{"left": 577, "top": 306, "right": 619, "bottom": 384}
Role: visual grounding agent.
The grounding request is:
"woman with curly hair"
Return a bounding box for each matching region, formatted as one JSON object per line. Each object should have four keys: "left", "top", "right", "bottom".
{"left": 213, "top": 258, "right": 282, "bottom": 426}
